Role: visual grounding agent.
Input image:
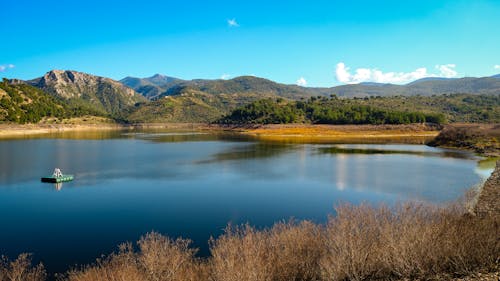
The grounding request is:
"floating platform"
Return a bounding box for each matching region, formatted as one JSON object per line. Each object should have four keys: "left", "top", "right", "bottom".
{"left": 41, "top": 175, "right": 74, "bottom": 183}
{"left": 41, "top": 168, "right": 74, "bottom": 183}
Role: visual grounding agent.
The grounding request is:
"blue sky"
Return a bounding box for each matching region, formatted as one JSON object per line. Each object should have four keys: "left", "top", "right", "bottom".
{"left": 1, "top": 0, "right": 500, "bottom": 86}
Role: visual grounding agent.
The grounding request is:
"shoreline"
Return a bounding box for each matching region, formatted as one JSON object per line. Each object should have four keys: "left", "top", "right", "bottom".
{"left": 225, "top": 123, "right": 440, "bottom": 143}
{"left": 0, "top": 122, "right": 440, "bottom": 141}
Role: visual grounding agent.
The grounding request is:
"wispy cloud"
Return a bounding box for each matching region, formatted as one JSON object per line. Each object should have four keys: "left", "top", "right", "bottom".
{"left": 495, "top": 65, "right": 500, "bottom": 69}
{"left": 0, "top": 64, "right": 15, "bottom": 72}
{"left": 335, "top": 62, "right": 458, "bottom": 84}
{"left": 227, "top": 18, "right": 239, "bottom": 27}
{"left": 296, "top": 77, "right": 307, "bottom": 86}
{"left": 221, "top": 74, "right": 231, "bottom": 80}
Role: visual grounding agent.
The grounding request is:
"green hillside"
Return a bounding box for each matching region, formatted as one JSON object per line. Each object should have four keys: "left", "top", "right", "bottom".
{"left": 125, "top": 89, "right": 277, "bottom": 123}
{"left": 0, "top": 79, "right": 100, "bottom": 123}
{"left": 219, "top": 94, "right": 500, "bottom": 125}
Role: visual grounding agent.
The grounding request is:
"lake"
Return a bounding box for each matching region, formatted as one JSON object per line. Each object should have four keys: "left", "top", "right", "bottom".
{"left": 0, "top": 130, "right": 493, "bottom": 275}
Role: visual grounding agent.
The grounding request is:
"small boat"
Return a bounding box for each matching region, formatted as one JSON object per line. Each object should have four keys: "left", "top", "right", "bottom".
{"left": 41, "top": 168, "right": 74, "bottom": 183}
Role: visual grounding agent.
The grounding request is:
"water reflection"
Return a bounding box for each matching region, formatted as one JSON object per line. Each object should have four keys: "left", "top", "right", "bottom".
{"left": 196, "top": 142, "right": 296, "bottom": 164}
{"left": 316, "top": 144, "right": 473, "bottom": 159}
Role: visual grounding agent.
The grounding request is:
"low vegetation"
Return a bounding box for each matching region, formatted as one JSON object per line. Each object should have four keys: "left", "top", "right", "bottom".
{"left": 429, "top": 123, "right": 500, "bottom": 156}
{"left": 1, "top": 203, "right": 498, "bottom": 281}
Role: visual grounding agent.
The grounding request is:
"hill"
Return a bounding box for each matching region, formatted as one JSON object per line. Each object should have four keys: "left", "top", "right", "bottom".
{"left": 219, "top": 94, "right": 500, "bottom": 125}
{"left": 29, "top": 70, "right": 146, "bottom": 116}
{"left": 0, "top": 79, "right": 84, "bottom": 123}
{"left": 125, "top": 88, "right": 277, "bottom": 123}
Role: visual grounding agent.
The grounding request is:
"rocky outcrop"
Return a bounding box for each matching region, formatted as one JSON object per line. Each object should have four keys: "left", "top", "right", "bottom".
{"left": 474, "top": 161, "right": 500, "bottom": 217}
{"left": 29, "top": 70, "right": 146, "bottom": 115}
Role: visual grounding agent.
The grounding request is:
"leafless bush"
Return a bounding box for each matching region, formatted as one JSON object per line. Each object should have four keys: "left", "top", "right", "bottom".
{"left": 63, "top": 232, "right": 206, "bottom": 281}
{"left": 320, "top": 203, "right": 500, "bottom": 281}
{"left": 209, "top": 220, "right": 323, "bottom": 281}
{"left": 0, "top": 253, "right": 46, "bottom": 281}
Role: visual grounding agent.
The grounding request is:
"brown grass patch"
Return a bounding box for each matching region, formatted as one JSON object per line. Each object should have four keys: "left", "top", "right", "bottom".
{"left": 237, "top": 124, "right": 440, "bottom": 144}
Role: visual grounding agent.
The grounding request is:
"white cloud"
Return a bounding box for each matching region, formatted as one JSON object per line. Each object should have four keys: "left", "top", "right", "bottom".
{"left": 335, "top": 62, "right": 458, "bottom": 84}
{"left": 221, "top": 74, "right": 231, "bottom": 80}
{"left": 495, "top": 65, "right": 500, "bottom": 69}
{"left": 227, "top": 18, "right": 239, "bottom": 27}
{"left": 0, "top": 64, "right": 15, "bottom": 72}
{"left": 435, "top": 64, "right": 457, "bottom": 78}
{"left": 296, "top": 77, "right": 307, "bottom": 86}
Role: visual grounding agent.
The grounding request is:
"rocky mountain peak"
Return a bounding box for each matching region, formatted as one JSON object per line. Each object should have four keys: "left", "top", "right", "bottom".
{"left": 28, "top": 70, "right": 146, "bottom": 114}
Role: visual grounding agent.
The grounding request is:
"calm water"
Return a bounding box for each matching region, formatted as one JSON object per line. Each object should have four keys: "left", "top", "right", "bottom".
{"left": 0, "top": 130, "right": 493, "bottom": 275}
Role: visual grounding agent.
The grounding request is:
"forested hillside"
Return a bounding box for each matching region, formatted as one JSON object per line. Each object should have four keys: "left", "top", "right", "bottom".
{"left": 219, "top": 94, "right": 500, "bottom": 125}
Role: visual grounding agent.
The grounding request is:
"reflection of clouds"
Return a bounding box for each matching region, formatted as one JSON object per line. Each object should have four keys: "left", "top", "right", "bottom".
{"left": 298, "top": 146, "right": 307, "bottom": 179}
{"left": 335, "top": 154, "right": 346, "bottom": 191}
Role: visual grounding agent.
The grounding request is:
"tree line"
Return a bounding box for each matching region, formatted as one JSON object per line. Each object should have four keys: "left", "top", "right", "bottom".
{"left": 219, "top": 97, "right": 446, "bottom": 125}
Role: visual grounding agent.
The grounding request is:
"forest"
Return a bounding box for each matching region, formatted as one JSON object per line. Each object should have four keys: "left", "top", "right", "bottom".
{"left": 219, "top": 97, "right": 447, "bottom": 125}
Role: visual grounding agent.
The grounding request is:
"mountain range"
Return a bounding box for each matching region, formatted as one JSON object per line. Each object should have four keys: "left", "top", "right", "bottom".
{"left": 1, "top": 70, "right": 499, "bottom": 123}
{"left": 122, "top": 73, "right": 500, "bottom": 100}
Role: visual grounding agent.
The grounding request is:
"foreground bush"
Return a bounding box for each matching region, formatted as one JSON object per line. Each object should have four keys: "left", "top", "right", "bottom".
{"left": 62, "top": 233, "right": 207, "bottom": 281}
{"left": 1, "top": 203, "right": 498, "bottom": 281}
{"left": 0, "top": 254, "right": 46, "bottom": 281}
{"left": 320, "top": 204, "right": 499, "bottom": 280}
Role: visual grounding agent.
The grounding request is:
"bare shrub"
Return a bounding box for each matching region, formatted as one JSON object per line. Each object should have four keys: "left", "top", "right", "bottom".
{"left": 63, "top": 243, "right": 143, "bottom": 281}
{"left": 320, "top": 203, "right": 500, "bottom": 281}
{"left": 266, "top": 221, "right": 324, "bottom": 281}
{"left": 209, "top": 224, "right": 273, "bottom": 281}
{"left": 0, "top": 253, "right": 46, "bottom": 281}
{"left": 320, "top": 203, "right": 388, "bottom": 281}
{"left": 64, "top": 232, "right": 206, "bottom": 281}
{"left": 137, "top": 232, "right": 203, "bottom": 281}
{"left": 209, "top": 221, "right": 323, "bottom": 281}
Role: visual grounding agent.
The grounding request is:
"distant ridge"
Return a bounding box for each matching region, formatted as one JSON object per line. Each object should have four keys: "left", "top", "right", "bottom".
{"left": 120, "top": 74, "right": 183, "bottom": 99}
{"left": 121, "top": 74, "right": 500, "bottom": 100}
{"left": 406, "top": 77, "right": 455, "bottom": 85}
